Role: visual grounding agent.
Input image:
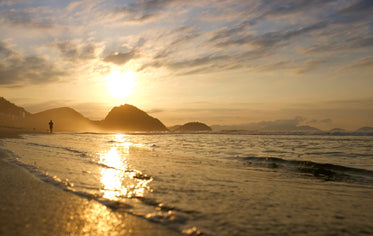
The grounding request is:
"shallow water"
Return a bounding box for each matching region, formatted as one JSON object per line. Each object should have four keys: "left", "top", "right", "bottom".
{"left": 1, "top": 133, "right": 373, "bottom": 235}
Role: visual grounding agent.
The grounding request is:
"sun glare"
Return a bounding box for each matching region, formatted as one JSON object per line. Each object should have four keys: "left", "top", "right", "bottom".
{"left": 106, "top": 71, "right": 137, "bottom": 98}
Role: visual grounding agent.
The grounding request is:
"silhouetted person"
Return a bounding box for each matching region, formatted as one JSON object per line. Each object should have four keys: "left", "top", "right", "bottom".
{"left": 49, "top": 120, "right": 54, "bottom": 133}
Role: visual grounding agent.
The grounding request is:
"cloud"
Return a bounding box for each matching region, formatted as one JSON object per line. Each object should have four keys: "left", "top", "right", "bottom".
{"left": 248, "top": 58, "right": 326, "bottom": 74}
{"left": 0, "top": 42, "right": 68, "bottom": 86}
{"left": 103, "top": 50, "right": 137, "bottom": 66}
{"left": 0, "top": 42, "right": 12, "bottom": 57}
{"left": 213, "top": 21, "right": 328, "bottom": 50}
{"left": 208, "top": 0, "right": 337, "bottom": 43}
{"left": 262, "top": 0, "right": 335, "bottom": 17}
{"left": 139, "top": 53, "right": 237, "bottom": 75}
{"left": 2, "top": 0, "right": 372, "bottom": 81}
{"left": 170, "top": 31, "right": 200, "bottom": 46}
{"left": 115, "top": 0, "right": 186, "bottom": 23}
{"left": 0, "top": 0, "right": 24, "bottom": 7}
{"left": 116, "top": 0, "right": 372, "bottom": 77}
{"left": 52, "top": 41, "right": 98, "bottom": 61}
{"left": 296, "top": 59, "right": 325, "bottom": 74}
{"left": 140, "top": 46, "right": 271, "bottom": 75}
{"left": 332, "top": 0, "right": 373, "bottom": 23}
{"left": 337, "top": 56, "right": 373, "bottom": 72}
{"left": 304, "top": 36, "right": 373, "bottom": 54}
{"left": 0, "top": 9, "right": 55, "bottom": 29}
{"left": 194, "top": 0, "right": 372, "bottom": 75}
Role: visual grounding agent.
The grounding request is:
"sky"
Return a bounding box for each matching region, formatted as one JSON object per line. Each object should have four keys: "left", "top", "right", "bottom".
{"left": 0, "top": 0, "right": 372, "bottom": 130}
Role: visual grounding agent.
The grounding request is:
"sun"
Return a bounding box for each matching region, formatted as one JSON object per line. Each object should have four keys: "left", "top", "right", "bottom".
{"left": 105, "top": 70, "right": 137, "bottom": 98}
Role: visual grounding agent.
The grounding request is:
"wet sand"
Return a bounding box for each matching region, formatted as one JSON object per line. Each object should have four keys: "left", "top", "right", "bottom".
{"left": 0, "top": 129, "right": 180, "bottom": 235}
{"left": 0, "top": 127, "right": 35, "bottom": 138}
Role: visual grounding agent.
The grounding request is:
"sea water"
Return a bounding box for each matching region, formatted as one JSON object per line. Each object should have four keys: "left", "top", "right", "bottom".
{"left": 1, "top": 133, "right": 373, "bottom": 235}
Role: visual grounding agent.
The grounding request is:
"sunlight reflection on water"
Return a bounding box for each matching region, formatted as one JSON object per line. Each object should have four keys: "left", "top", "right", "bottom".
{"left": 98, "top": 135, "right": 152, "bottom": 200}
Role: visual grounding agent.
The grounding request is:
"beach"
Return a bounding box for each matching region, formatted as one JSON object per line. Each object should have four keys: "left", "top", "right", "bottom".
{"left": 1, "top": 129, "right": 372, "bottom": 235}
{"left": 0, "top": 128, "right": 180, "bottom": 236}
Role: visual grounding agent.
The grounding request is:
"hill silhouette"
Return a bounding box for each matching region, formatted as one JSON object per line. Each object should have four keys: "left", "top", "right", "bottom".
{"left": 356, "top": 127, "right": 373, "bottom": 133}
{"left": 172, "top": 122, "right": 212, "bottom": 132}
{"left": 101, "top": 104, "right": 168, "bottom": 132}
{"left": 0, "top": 97, "right": 30, "bottom": 127}
{"left": 1, "top": 97, "right": 373, "bottom": 134}
{"left": 329, "top": 128, "right": 347, "bottom": 134}
{"left": 24, "top": 107, "right": 98, "bottom": 132}
{"left": 212, "top": 118, "right": 323, "bottom": 134}
{"left": 0, "top": 98, "right": 168, "bottom": 132}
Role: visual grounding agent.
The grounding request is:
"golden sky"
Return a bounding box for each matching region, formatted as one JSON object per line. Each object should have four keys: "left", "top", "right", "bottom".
{"left": 0, "top": 0, "right": 372, "bottom": 130}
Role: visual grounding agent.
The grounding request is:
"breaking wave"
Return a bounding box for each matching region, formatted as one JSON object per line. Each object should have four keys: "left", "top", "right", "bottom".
{"left": 27, "top": 142, "right": 88, "bottom": 157}
{"left": 237, "top": 156, "right": 373, "bottom": 185}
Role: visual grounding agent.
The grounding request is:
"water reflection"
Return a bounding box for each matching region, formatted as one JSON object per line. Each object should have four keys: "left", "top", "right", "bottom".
{"left": 98, "top": 135, "right": 152, "bottom": 200}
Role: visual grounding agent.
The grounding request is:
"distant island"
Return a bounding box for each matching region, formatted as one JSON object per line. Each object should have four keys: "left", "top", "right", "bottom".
{"left": 1, "top": 97, "right": 372, "bottom": 135}
{"left": 169, "top": 122, "right": 212, "bottom": 132}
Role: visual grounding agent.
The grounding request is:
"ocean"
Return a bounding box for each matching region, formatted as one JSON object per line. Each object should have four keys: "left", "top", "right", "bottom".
{"left": 1, "top": 133, "right": 373, "bottom": 235}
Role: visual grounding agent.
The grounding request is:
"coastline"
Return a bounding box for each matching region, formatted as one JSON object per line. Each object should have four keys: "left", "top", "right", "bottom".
{"left": 0, "top": 126, "right": 47, "bottom": 138}
{"left": 0, "top": 129, "right": 180, "bottom": 235}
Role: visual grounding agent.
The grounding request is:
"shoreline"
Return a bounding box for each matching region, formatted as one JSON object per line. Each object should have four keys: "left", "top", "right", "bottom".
{"left": 0, "top": 126, "right": 47, "bottom": 138}
{"left": 0, "top": 129, "right": 180, "bottom": 235}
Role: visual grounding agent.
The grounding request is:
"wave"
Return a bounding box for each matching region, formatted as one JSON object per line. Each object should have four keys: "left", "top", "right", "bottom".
{"left": 27, "top": 142, "right": 87, "bottom": 157}
{"left": 237, "top": 156, "right": 373, "bottom": 185}
{"left": 2, "top": 149, "right": 199, "bottom": 235}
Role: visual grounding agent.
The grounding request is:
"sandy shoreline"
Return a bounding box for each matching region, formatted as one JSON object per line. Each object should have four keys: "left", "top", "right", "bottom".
{"left": 0, "top": 126, "right": 47, "bottom": 138}
{"left": 0, "top": 128, "right": 180, "bottom": 235}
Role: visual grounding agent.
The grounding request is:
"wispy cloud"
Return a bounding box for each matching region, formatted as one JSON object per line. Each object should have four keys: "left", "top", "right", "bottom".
{"left": 0, "top": 6, "right": 55, "bottom": 29}
{"left": 114, "top": 0, "right": 188, "bottom": 23}
{"left": 103, "top": 50, "right": 138, "bottom": 66}
{"left": 51, "top": 40, "right": 99, "bottom": 61}
{"left": 332, "top": 0, "right": 373, "bottom": 23}
{"left": 1, "top": 0, "right": 372, "bottom": 78}
{"left": 336, "top": 56, "right": 373, "bottom": 71}
{"left": 0, "top": 42, "right": 68, "bottom": 86}
{"left": 348, "top": 56, "right": 373, "bottom": 68}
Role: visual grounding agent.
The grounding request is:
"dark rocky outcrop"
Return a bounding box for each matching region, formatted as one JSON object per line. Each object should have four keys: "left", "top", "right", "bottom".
{"left": 101, "top": 104, "right": 168, "bottom": 132}
{"left": 173, "top": 122, "right": 211, "bottom": 132}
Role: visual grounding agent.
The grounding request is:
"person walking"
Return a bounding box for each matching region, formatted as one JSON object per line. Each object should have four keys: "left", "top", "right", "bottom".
{"left": 49, "top": 120, "right": 54, "bottom": 133}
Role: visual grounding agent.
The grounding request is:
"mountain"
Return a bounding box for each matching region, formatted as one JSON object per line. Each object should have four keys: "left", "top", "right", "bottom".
{"left": 355, "top": 127, "right": 373, "bottom": 133}
{"left": 101, "top": 104, "right": 168, "bottom": 131}
{"left": 1, "top": 97, "right": 372, "bottom": 134}
{"left": 330, "top": 128, "right": 346, "bottom": 132}
{"left": 211, "top": 117, "right": 327, "bottom": 134}
{"left": 172, "top": 122, "right": 212, "bottom": 132}
{"left": 0, "top": 97, "right": 30, "bottom": 127}
{"left": 168, "top": 125, "right": 182, "bottom": 132}
{"left": 291, "top": 125, "right": 322, "bottom": 133}
{"left": 0, "top": 98, "right": 168, "bottom": 132}
{"left": 24, "top": 107, "right": 98, "bottom": 132}
{"left": 329, "top": 128, "right": 347, "bottom": 134}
